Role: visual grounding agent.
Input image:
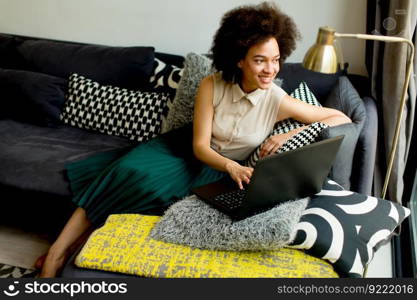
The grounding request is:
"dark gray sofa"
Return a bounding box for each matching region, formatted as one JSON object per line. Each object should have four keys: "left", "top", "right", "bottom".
{"left": 0, "top": 33, "right": 184, "bottom": 232}
{"left": 0, "top": 33, "right": 378, "bottom": 277}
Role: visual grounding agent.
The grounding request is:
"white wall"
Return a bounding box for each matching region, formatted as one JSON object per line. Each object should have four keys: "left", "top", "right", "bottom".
{"left": 0, "top": 0, "right": 367, "bottom": 75}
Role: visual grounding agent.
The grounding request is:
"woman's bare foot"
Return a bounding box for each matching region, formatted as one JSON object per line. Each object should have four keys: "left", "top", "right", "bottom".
{"left": 32, "top": 207, "right": 93, "bottom": 278}
{"left": 37, "top": 227, "right": 94, "bottom": 277}
{"left": 38, "top": 249, "right": 69, "bottom": 278}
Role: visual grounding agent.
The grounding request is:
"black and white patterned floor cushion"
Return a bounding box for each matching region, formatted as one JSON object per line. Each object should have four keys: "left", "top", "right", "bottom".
{"left": 0, "top": 263, "right": 37, "bottom": 278}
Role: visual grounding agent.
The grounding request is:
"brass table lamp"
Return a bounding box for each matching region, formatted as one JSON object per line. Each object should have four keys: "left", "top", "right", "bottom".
{"left": 303, "top": 26, "right": 415, "bottom": 199}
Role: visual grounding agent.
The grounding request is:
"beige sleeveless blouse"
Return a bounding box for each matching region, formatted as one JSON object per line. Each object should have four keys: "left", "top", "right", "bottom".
{"left": 210, "top": 72, "right": 287, "bottom": 160}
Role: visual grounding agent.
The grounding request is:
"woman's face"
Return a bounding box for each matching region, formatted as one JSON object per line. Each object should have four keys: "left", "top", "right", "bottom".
{"left": 238, "top": 37, "right": 280, "bottom": 93}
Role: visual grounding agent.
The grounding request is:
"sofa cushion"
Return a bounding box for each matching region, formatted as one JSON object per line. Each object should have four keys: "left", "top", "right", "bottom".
{"left": 0, "top": 69, "right": 67, "bottom": 126}
{"left": 61, "top": 74, "right": 170, "bottom": 142}
{"left": 155, "top": 52, "right": 184, "bottom": 68}
{"left": 17, "top": 40, "right": 155, "bottom": 89}
{"left": 278, "top": 63, "right": 346, "bottom": 101}
{"left": 0, "top": 119, "right": 134, "bottom": 196}
{"left": 0, "top": 34, "right": 28, "bottom": 70}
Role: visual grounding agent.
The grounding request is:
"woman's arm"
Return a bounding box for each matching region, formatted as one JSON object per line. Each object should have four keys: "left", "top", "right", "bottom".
{"left": 260, "top": 95, "right": 352, "bottom": 158}
{"left": 193, "top": 76, "right": 253, "bottom": 189}
{"left": 277, "top": 95, "right": 352, "bottom": 125}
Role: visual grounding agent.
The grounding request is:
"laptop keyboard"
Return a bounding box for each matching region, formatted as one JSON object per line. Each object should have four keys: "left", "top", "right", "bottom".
{"left": 214, "top": 189, "right": 246, "bottom": 210}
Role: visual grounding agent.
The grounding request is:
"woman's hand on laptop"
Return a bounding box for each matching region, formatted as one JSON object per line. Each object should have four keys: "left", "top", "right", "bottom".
{"left": 225, "top": 161, "right": 254, "bottom": 190}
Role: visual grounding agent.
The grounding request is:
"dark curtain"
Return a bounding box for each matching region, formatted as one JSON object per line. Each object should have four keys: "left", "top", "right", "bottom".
{"left": 366, "top": 0, "right": 416, "bottom": 204}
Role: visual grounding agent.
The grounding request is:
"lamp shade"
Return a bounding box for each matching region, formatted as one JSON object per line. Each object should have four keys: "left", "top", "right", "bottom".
{"left": 302, "top": 27, "right": 339, "bottom": 74}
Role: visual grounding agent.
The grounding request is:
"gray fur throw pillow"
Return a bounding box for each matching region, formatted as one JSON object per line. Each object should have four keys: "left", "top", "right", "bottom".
{"left": 150, "top": 195, "right": 308, "bottom": 251}
{"left": 161, "top": 52, "right": 214, "bottom": 133}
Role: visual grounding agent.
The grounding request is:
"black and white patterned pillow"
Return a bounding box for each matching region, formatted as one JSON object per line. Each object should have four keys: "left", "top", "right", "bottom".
{"left": 245, "top": 82, "right": 327, "bottom": 167}
{"left": 149, "top": 58, "right": 183, "bottom": 95}
{"left": 289, "top": 179, "right": 411, "bottom": 277}
{"left": 276, "top": 122, "right": 328, "bottom": 153}
{"left": 274, "top": 81, "right": 322, "bottom": 133}
{"left": 60, "top": 73, "right": 170, "bottom": 142}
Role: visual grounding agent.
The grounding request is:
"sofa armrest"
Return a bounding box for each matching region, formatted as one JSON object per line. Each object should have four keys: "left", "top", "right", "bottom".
{"left": 320, "top": 123, "right": 361, "bottom": 190}
{"left": 350, "top": 96, "right": 378, "bottom": 195}
{"left": 320, "top": 76, "right": 366, "bottom": 190}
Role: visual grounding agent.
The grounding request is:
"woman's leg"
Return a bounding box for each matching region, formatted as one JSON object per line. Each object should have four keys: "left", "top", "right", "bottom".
{"left": 39, "top": 207, "right": 92, "bottom": 278}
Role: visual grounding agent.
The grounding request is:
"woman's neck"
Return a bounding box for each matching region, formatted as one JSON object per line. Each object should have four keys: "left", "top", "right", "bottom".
{"left": 239, "top": 82, "right": 257, "bottom": 94}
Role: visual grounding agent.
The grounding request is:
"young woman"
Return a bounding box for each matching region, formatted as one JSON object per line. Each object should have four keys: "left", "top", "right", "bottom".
{"left": 38, "top": 2, "right": 351, "bottom": 277}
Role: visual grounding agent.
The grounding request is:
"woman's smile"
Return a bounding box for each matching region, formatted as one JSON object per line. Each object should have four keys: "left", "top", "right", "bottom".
{"left": 259, "top": 75, "right": 274, "bottom": 84}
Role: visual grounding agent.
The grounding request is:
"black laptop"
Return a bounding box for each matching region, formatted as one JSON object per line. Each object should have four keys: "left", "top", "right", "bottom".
{"left": 192, "top": 135, "right": 344, "bottom": 221}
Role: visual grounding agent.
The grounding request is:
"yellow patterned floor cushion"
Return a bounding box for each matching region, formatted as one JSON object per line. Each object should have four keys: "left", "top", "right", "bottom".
{"left": 75, "top": 214, "right": 338, "bottom": 278}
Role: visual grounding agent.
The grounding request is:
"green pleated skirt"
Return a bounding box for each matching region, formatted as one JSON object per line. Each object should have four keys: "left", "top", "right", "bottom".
{"left": 67, "top": 125, "right": 226, "bottom": 225}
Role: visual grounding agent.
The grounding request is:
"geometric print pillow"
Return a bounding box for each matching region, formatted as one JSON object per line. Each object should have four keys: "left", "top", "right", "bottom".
{"left": 149, "top": 58, "right": 183, "bottom": 95}
{"left": 289, "top": 179, "right": 411, "bottom": 278}
{"left": 60, "top": 73, "right": 171, "bottom": 142}
{"left": 244, "top": 82, "right": 327, "bottom": 167}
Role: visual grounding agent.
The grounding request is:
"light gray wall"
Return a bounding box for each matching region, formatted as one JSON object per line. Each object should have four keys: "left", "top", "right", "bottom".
{"left": 0, "top": 0, "right": 367, "bottom": 75}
